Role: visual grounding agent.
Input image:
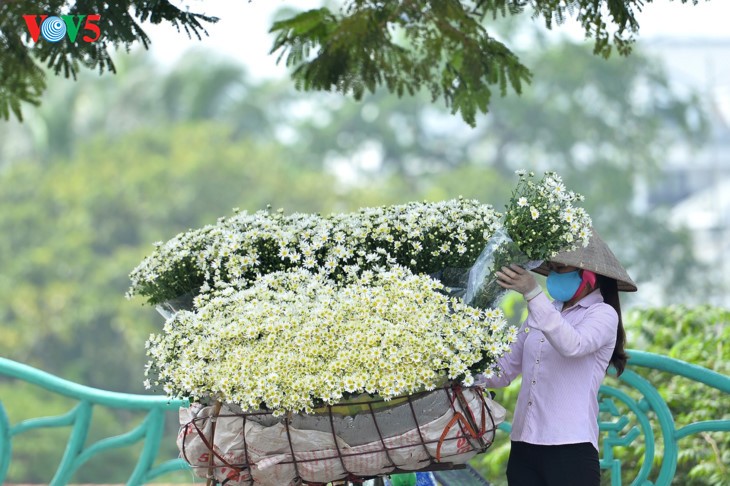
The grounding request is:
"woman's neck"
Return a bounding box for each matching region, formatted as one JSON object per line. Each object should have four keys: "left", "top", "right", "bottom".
{"left": 563, "top": 286, "right": 596, "bottom": 310}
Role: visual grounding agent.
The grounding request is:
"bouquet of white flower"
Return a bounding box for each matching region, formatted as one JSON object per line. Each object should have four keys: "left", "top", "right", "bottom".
{"left": 128, "top": 198, "right": 502, "bottom": 308}
{"left": 464, "top": 171, "right": 592, "bottom": 309}
{"left": 145, "top": 267, "right": 515, "bottom": 412}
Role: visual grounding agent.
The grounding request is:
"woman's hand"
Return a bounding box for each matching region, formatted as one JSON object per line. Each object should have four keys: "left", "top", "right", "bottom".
{"left": 496, "top": 264, "right": 540, "bottom": 298}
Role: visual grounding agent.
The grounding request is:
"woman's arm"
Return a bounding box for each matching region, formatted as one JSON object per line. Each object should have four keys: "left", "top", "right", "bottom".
{"left": 527, "top": 292, "right": 617, "bottom": 357}
{"left": 476, "top": 321, "right": 527, "bottom": 388}
{"left": 494, "top": 263, "right": 618, "bottom": 358}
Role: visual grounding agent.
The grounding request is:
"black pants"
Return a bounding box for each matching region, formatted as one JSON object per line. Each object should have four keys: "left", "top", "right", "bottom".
{"left": 506, "top": 441, "right": 600, "bottom": 486}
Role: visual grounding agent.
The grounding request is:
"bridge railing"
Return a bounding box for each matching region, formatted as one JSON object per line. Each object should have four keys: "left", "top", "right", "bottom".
{"left": 1, "top": 350, "right": 728, "bottom": 485}
{"left": 0, "top": 357, "right": 189, "bottom": 485}
{"left": 597, "top": 350, "right": 729, "bottom": 486}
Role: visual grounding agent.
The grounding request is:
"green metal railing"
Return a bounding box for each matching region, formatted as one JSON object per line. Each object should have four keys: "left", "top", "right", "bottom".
{"left": 1, "top": 350, "right": 728, "bottom": 485}
{"left": 598, "top": 350, "right": 729, "bottom": 486}
{"left": 0, "top": 357, "right": 189, "bottom": 485}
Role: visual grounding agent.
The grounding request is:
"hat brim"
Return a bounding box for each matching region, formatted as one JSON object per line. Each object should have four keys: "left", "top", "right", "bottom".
{"left": 531, "top": 230, "right": 637, "bottom": 292}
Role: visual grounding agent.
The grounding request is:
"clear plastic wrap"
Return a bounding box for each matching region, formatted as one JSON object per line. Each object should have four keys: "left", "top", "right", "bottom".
{"left": 464, "top": 227, "right": 542, "bottom": 309}
{"left": 155, "top": 290, "right": 196, "bottom": 320}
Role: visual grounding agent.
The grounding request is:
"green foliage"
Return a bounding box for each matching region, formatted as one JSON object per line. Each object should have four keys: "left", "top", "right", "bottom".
{"left": 622, "top": 306, "right": 730, "bottom": 485}
{"left": 0, "top": 29, "right": 45, "bottom": 121}
{"left": 270, "top": 2, "right": 532, "bottom": 126}
{"left": 469, "top": 0, "right": 702, "bottom": 59}
{"left": 269, "top": 0, "right": 706, "bottom": 126}
{"left": 0, "top": 0, "right": 216, "bottom": 121}
{"left": 1, "top": 1, "right": 710, "bottom": 124}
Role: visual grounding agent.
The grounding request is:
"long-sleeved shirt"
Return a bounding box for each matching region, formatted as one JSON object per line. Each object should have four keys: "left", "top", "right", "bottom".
{"left": 479, "top": 289, "right": 618, "bottom": 451}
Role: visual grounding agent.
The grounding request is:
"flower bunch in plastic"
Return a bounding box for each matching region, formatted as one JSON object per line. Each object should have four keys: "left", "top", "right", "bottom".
{"left": 144, "top": 267, "right": 515, "bottom": 415}
{"left": 465, "top": 170, "right": 592, "bottom": 309}
{"left": 505, "top": 170, "right": 591, "bottom": 260}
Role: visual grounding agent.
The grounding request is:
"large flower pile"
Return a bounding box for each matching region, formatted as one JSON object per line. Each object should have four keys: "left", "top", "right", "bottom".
{"left": 145, "top": 267, "right": 514, "bottom": 414}
{"left": 135, "top": 171, "right": 592, "bottom": 414}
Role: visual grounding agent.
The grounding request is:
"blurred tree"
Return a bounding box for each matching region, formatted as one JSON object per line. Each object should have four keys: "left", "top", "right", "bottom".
{"left": 1, "top": 33, "right": 714, "bottom": 301}
{"left": 0, "top": 51, "right": 169, "bottom": 164}
{"left": 0, "top": 50, "right": 287, "bottom": 164}
{"left": 0, "top": 0, "right": 711, "bottom": 123}
{"left": 0, "top": 122, "right": 343, "bottom": 387}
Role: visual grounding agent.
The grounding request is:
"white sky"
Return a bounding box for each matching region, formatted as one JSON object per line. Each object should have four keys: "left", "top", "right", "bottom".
{"left": 145, "top": 1, "right": 730, "bottom": 80}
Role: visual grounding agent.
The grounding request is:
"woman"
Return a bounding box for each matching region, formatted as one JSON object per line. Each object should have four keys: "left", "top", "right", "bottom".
{"left": 480, "top": 230, "right": 637, "bottom": 486}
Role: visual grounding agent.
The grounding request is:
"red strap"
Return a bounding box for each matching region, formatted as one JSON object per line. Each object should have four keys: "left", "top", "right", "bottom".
{"left": 436, "top": 387, "right": 495, "bottom": 461}
{"left": 435, "top": 411, "right": 480, "bottom": 462}
{"left": 185, "top": 417, "right": 245, "bottom": 473}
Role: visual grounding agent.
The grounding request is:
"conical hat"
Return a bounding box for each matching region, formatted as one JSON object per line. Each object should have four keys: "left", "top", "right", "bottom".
{"left": 532, "top": 229, "right": 637, "bottom": 292}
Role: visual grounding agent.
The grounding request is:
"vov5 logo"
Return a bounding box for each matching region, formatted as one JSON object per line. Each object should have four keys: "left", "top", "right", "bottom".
{"left": 23, "top": 14, "right": 101, "bottom": 43}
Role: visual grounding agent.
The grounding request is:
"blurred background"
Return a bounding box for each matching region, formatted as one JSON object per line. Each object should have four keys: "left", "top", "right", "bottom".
{"left": 1, "top": 0, "right": 728, "bottom": 483}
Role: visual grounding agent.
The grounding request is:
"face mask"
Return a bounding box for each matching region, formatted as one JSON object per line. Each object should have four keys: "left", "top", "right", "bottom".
{"left": 546, "top": 270, "right": 582, "bottom": 302}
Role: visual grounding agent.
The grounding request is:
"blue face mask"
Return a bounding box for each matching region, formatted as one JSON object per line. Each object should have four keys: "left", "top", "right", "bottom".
{"left": 546, "top": 270, "right": 582, "bottom": 302}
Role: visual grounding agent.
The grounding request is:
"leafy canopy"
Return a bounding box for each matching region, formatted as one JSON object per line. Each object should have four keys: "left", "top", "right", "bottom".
{"left": 0, "top": 0, "right": 216, "bottom": 121}
{"left": 0, "top": 0, "right": 707, "bottom": 124}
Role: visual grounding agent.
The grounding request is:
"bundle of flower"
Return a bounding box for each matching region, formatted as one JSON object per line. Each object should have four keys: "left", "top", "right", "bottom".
{"left": 465, "top": 171, "right": 592, "bottom": 309}
{"left": 145, "top": 267, "right": 515, "bottom": 412}
{"left": 127, "top": 198, "right": 502, "bottom": 307}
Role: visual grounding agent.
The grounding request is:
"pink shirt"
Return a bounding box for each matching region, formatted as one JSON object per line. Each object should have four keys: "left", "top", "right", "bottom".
{"left": 479, "top": 289, "right": 618, "bottom": 450}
